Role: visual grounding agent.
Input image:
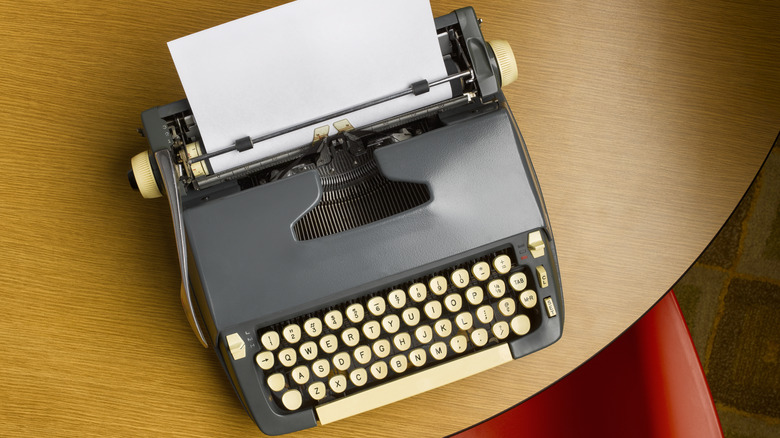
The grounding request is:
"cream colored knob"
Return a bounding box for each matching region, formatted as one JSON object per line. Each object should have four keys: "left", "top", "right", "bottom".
{"left": 130, "top": 151, "right": 162, "bottom": 198}
{"left": 488, "top": 40, "right": 518, "bottom": 87}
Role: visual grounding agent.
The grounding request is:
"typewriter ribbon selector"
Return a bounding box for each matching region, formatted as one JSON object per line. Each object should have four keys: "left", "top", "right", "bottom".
{"left": 128, "top": 6, "right": 563, "bottom": 436}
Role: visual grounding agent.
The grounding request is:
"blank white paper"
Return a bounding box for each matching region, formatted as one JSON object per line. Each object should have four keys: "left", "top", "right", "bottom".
{"left": 168, "top": 0, "right": 452, "bottom": 174}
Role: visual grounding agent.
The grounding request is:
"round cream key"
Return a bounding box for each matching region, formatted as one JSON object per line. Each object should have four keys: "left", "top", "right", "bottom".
{"left": 424, "top": 300, "right": 443, "bottom": 319}
{"left": 408, "top": 283, "right": 427, "bottom": 302}
{"left": 511, "top": 314, "right": 531, "bottom": 335}
{"left": 444, "top": 293, "right": 463, "bottom": 312}
{"left": 430, "top": 341, "right": 448, "bottom": 360}
{"left": 329, "top": 375, "right": 347, "bottom": 393}
{"left": 390, "top": 354, "right": 408, "bottom": 373}
{"left": 303, "top": 317, "right": 322, "bottom": 337}
{"left": 255, "top": 351, "right": 274, "bottom": 370}
{"left": 371, "top": 361, "right": 389, "bottom": 379}
{"left": 487, "top": 279, "right": 506, "bottom": 298}
{"left": 367, "top": 296, "right": 386, "bottom": 316}
{"left": 393, "top": 333, "right": 412, "bottom": 352}
{"left": 353, "top": 345, "right": 372, "bottom": 365}
{"left": 455, "top": 312, "right": 474, "bottom": 330}
{"left": 465, "top": 286, "right": 484, "bottom": 305}
{"left": 492, "top": 321, "right": 510, "bottom": 339}
{"left": 299, "top": 341, "right": 318, "bottom": 361}
{"left": 291, "top": 365, "right": 310, "bottom": 385}
{"left": 260, "top": 331, "right": 280, "bottom": 351}
{"left": 362, "top": 320, "right": 381, "bottom": 340}
{"left": 520, "top": 289, "right": 538, "bottom": 309}
{"left": 493, "top": 255, "right": 511, "bottom": 274}
{"left": 429, "top": 276, "right": 448, "bottom": 295}
{"left": 267, "top": 373, "right": 286, "bottom": 392}
{"left": 415, "top": 325, "right": 433, "bottom": 343}
{"left": 476, "top": 305, "right": 494, "bottom": 324}
{"left": 346, "top": 303, "right": 365, "bottom": 323}
{"left": 341, "top": 327, "right": 360, "bottom": 347}
{"left": 509, "top": 272, "right": 527, "bottom": 292}
{"left": 434, "top": 319, "right": 453, "bottom": 338}
{"left": 282, "top": 323, "right": 301, "bottom": 344}
{"left": 350, "top": 368, "right": 368, "bottom": 386}
{"left": 498, "top": 297, "right": 516, "bottom": 316}
{"left": 472, "top": 261, "right": 490, "bottom": 281}
{"left": 373, "top": 339, "right": 391, "bottom": 358}
{"left": 312, "top": 359, "right": 330, "bottom": 378}
{"left": 324, "top": 310, "right": 343, "bottom": 330}
{"left": 388, "top": 289, "right": 406, "bottom": 309}
{"left": 470, "top": 328, "right": 489, "bottom": 347}
{"left": 319, "top": 334, "right": 338, "bottom": 354}
{"left": 278, "top": 348, "right": 297, "bottom": 367}
{"left": 381, "top": 314, "right": 401, "bottom": 334}
{"left": 333, "top": 352, "right": 351, "bottom": 371}
{"left": 308, "top": 381, "right": 326, "bottom": 400}
{"left": 450, "top": 335, "right": 468, "bottom": 353}
{"left": 451, "top": 268, "right": 470, "bottom": 288}
{"left": 402, "top": 307, "right": 421, "bottom": 327}
{"left": 281, "top": 389, "right": 303, "bottom": 410}
{"left": 409, "top": 348, "right": 427, "bottom": 367}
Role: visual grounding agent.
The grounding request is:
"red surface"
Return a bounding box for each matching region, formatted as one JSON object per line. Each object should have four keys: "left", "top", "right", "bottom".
{"left": 452, "top": 292, "right": 723, "bottom": 438}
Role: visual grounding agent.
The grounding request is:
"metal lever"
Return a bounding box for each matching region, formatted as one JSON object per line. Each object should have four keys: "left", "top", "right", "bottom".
{"left": 154, "top": 149, "right": 209, "bottom": 348}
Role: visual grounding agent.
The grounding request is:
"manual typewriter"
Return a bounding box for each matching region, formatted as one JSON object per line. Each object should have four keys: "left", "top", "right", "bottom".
{"left": 128, "top": 6, "right": 563, "bottom": 436}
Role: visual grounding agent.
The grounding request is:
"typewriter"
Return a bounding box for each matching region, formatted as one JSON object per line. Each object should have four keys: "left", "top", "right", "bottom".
{"left": 128, "top": 5, "right": 563, "bottom": 436}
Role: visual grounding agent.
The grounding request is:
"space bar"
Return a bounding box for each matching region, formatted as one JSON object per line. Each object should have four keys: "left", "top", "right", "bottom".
{"left": 315, "top": 344, "right": 513, "bottom": 424}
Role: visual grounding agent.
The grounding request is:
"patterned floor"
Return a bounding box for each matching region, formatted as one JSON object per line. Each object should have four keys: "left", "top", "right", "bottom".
{"left": 674, "top": 138, "right": 780, "bottom": 437}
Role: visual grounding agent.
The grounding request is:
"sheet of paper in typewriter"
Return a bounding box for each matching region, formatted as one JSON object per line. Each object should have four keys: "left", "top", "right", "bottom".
{"left": 168, "top": 0, "right": 452, "bottom": 173}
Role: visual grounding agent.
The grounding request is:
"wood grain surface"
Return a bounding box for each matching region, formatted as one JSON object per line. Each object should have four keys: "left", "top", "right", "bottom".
{"left": 1, "top": 0, "right": 778, "bottom": 436}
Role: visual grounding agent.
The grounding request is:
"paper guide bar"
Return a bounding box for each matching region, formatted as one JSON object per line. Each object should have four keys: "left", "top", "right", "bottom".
{"left": 188, "top": 69, "right": 474, "bottom": 167}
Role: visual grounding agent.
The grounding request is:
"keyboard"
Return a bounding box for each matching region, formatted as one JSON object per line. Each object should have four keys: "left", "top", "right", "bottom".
{"left": 253, "top": 245, "right": 555, "bottom": 422}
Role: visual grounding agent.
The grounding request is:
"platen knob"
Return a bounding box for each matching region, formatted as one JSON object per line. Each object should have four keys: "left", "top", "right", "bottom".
{"left": 130, "top": 151, "right": 162, "bottom": 199}
{"left": 488, "top": 40, "right": 518, "bottom": 88}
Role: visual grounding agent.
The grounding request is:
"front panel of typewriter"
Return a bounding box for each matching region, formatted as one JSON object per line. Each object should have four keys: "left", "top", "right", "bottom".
{"left": 128, "top": 6, "right": 563, "bottom": 436}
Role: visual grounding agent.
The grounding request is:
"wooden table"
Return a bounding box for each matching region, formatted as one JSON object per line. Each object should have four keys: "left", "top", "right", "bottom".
{"left": 1, "top": 0, "right": 778, "bottom": 436}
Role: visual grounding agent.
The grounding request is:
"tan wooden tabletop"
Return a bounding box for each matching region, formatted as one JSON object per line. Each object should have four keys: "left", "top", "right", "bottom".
{"left": 1, "top": 0, "right": 778, "bottom": 436}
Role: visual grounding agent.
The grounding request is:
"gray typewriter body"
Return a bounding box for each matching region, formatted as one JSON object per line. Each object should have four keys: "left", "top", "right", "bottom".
{"left": 133, "top": 7, "right": 563, "bottom": 436}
